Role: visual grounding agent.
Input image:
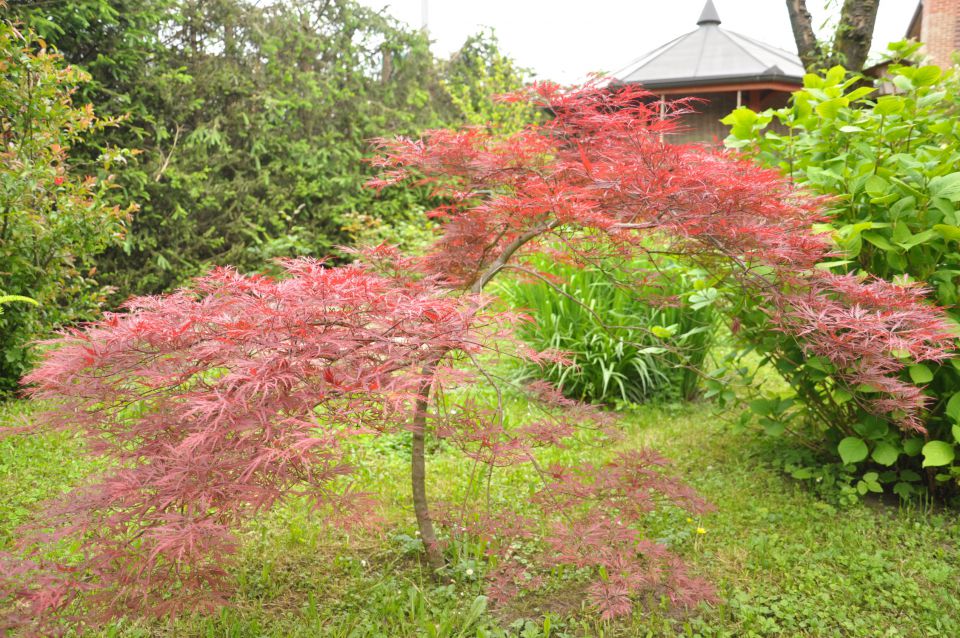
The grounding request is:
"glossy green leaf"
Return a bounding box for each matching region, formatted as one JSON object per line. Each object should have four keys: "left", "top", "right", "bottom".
{"left": 946, "top": 391, "right": 960, "bottom": 421}
{"left": 862, "top": 232, "right": 896, "bottom": 251}
{"left": 864, "top": 175, "right": 890, "bottom": 198}
{"left": 908, "top": 364, "right": 934, "bottom": 384}
{"left": 929, "top": 173, "right": 960, "bottom": 202}
{"left": 871, "top": 442, "right": 899, "bottom": 466}
{"left": 892, "top": 74, "right": 913, "bottom": 92}
{"left": 838, "top": 437, "right": 868, "bottom": 465}
{"left": 921, "top": 440, "right": 955, "bottom": 467}
{"left": 845, "top": 86, "right": 875, "bottom": 102}
{"left": 874, "top": 95, "right": 905, "bottom": 115}
{"left": 913, "top": 65, "right": 942, "bottom": 86}
{"left": 903, "top": 438, "right": 925, "bottom": 456}
{"left": 815, "top": 97, "right": 848, "bottom": 119}
{"left": 933, "top": 224, "right": 960, "bottom": 242}
{"left": 824, "top": 65, "right": 846, "bottom": 86}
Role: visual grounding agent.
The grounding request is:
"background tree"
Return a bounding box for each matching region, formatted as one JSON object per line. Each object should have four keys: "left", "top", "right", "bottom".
{"left": 6, "top": 0, "right": 469, "bottom": 299}
{"left": 443, "top": 28, "right": 536, "bottom": 134}
{"left": 786, "top": 0, "right": 880, "bottom": 71}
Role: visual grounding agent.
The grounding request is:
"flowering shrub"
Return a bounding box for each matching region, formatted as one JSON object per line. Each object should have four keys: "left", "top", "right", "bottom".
{"left": 2, "top": 80, "right": 953, "bottom": 632}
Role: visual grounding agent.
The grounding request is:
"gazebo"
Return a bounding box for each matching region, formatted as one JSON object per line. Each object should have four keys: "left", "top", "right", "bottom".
{"left": 612, "top": 0, "right": 805, "bottom": 143}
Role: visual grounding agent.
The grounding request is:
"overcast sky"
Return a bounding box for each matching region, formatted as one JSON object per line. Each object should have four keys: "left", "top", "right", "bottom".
{"left": 357, "top": 0, "right": 921, "bottom": 84}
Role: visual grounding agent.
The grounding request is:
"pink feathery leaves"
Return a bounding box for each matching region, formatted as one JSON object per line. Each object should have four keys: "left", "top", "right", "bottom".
{"left": 438, "top": 449, "right": 715, "bottom": 620}
{"left": 4, "top": 259, "right": 485, "bottom": 630}
{"left": 373, "top": 80, "right": 955, "bottom": 429}
{"left": 6, "top": 79, "right": 954, "bottom": 630}
{"left": 771, "top": 272, "right": 955, "bottom": 431}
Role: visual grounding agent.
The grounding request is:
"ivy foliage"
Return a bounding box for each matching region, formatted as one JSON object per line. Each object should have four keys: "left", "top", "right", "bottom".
{"left": 723, "top": 42, "right": 960, "bottom": 500}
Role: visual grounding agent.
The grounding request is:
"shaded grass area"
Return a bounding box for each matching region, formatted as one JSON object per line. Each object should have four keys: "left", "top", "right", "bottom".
{"left": 1, "top": 400, "right": 959, "bottom": 637}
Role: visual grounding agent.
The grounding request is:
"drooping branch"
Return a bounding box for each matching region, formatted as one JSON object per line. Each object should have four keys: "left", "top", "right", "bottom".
{"left": 470, "top": 219, "right": 561, "bottom": 294}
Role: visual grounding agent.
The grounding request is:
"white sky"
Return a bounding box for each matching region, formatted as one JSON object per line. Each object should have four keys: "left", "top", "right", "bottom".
{"left": 358, "top": 0, "right": 921, "bottom": 84}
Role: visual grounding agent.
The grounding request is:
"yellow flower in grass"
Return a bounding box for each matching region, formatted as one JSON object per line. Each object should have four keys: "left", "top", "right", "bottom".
{"left": 696, "top": 527, "right": 707, "bottom": 535}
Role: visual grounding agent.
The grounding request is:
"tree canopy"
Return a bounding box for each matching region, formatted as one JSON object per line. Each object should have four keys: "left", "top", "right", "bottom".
{"left": 6, "top": 0, "right": 528, "bottom": 301}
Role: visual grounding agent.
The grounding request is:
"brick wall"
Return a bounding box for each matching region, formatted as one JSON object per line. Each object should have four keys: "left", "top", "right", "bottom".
{"left": 921, "top": 0, "right": 960, "bottom": 66}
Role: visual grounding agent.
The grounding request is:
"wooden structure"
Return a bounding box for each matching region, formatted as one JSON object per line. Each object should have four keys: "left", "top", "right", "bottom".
{"left": 612, "top": 1, "right": 804, "bottom": 144}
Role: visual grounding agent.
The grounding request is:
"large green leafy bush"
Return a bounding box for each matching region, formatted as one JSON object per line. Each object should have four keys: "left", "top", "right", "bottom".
{"left": 0, "top": 21, "right": 131, "bottom": 394}
{"left": 723, "top": 45, "right": 960, "bottom": 500}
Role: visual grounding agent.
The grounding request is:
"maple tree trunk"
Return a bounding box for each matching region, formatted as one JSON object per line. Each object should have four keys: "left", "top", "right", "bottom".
{"left": 410, "top": 221, "right": 558, "bottom": 575}
{"left": 411, "top": 367, "right": 445, "bottom": 573}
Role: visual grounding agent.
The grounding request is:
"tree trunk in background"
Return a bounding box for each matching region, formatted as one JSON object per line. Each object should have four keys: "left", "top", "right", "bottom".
{"left": 786, "top": 0, "right": 880, "bottom": 72}
{"left": 834, "top": 0, "right": 880, "bottom": 72}
{"left": 786, "top": 0, "right": 822, "bottom": 71}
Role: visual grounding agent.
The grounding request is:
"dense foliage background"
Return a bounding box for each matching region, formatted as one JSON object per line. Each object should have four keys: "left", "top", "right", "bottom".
{"left": 0, "top": 0, "right": 529, "bottom": 394}
{"left": 11, "top": 0, "right": 449, "bottom": 297}
{"left": 498, "top": 254, "right": 716, "bottom": 405}
{"left": 0, "top": 21, "right": 132, "bottom": 394}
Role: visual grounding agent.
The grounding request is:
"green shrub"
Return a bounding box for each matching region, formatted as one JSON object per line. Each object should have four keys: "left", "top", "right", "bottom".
{"left": 498, "top": 255, "right": 716, "bottom": 405}
{"left": 723, "top": 42, "right": 960, "bottom": 500}
{"left": 9, "top": 1, "right": 535, "bottom": 301}
{"left": 0, "top": 21, "right": 132, "bottom": 395}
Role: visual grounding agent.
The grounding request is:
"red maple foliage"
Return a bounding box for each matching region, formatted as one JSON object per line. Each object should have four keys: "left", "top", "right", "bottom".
{"left": 4, "top": 259, "right": 483, "bottom": 629}
{"left": 373, "top": 81, "right": 954, "bottom": 427}
{"left": 2, "top": 81, "right": 954, "bottom": 632}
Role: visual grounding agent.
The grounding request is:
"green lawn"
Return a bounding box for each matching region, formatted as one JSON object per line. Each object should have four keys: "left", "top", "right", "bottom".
{"left": 2, "top": 400, "right": 959, "bottom": 637}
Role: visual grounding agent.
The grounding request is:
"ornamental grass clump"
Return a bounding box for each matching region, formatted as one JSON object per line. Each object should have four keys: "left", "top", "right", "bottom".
{"left": 499, "top": 255, "right": 715, "bottom": 404}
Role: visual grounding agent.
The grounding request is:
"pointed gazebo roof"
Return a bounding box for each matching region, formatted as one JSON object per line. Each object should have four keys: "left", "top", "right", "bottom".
{"left": 614, "top": 0, "right": 805, "bottom": 90}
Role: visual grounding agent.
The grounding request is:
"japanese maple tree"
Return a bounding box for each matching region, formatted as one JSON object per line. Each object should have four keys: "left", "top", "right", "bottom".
{"left": 2, "top": 81, "right": 953, "bottom": 633}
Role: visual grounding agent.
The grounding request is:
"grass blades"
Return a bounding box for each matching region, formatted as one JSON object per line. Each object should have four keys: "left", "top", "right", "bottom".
{"left": 3, "top": 399, "right": 959, "bottom": 637}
